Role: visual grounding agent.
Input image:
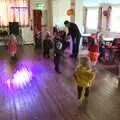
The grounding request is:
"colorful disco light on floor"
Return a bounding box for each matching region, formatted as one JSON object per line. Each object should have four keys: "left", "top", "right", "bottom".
{"left": 7, "top": 66, "right": 32, "bottom": 89}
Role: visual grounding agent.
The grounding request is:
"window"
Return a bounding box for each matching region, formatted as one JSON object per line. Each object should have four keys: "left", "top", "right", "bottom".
{"left": 0, "top": 0, "right": 29, "bottom": 27}
{"left": 86, "top": 8, "right": 98, "bottom": 29}
{"left": 110, "top": 6, "right": 120, "bottom": 33}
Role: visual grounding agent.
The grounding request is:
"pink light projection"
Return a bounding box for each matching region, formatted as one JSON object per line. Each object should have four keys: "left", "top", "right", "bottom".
{"left": 7, "top": 66, "right": 32, "bottom": 89}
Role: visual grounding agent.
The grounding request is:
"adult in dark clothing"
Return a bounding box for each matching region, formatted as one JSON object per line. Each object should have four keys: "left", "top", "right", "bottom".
{"left": 64, "top": 20, "right": 81, "bottom": 58}
{"left": 54, "top": 36, "right": 62, "bottom": 73}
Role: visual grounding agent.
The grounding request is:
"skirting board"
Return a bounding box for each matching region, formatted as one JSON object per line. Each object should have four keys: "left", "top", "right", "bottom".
{"left": 0, "top": 43, "right": 35, "bottom": 46}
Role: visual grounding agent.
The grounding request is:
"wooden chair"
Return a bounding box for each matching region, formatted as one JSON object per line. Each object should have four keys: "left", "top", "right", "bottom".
{"left": 112, "top": 38, "right": 120, "bottom": 64}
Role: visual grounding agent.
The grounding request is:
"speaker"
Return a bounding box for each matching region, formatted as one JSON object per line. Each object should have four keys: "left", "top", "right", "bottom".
{"left": 9, "top": 22, "right": 19, "bottom": 35}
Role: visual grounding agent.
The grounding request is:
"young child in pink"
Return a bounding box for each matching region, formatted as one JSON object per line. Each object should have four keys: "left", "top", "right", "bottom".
{"left": 8, "top": 34, "right": 17, "bottom": 59}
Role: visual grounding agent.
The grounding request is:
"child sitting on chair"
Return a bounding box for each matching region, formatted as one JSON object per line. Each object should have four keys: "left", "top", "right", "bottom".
{"left": 73, "top": 57, "right": 96, "bottom": 103}
{"left": 99, "top": 43, "right": 105, "bottom": 63}
{"left": 7, "top": 34, "right": 17, "bottom": 59}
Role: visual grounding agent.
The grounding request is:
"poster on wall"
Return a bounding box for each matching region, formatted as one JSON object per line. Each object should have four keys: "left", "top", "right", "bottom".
{"left": 41, "top": 10, "right": 47, "bottom": 26}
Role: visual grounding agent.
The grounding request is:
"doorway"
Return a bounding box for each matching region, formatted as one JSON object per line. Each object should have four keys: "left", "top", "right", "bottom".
{"left": 33, "top": 10, "right": 42, "bottom": 48}
{"left": 33, "top": 10, "right": 42, "bottom": 32}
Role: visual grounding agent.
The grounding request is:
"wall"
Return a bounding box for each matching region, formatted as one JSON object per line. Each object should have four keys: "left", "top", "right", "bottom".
{"left": 52, "top": 0, "right": 84, "bottom": 32}
{"left": 21, "top": 27, "right": 34, "bottom": 44}
{"left": 52, "top": 0, "right": 70, "bottom": 29}
{"left": 30, "top": 0, "right": 45, "bottom": 20}
{"left": 22, "top": 27, "right": 34, "bottom": 44}
{"left": 75, "top": 0, "right": 84, "bottom": 32}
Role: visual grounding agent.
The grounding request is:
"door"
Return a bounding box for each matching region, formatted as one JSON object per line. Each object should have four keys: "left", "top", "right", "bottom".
{"left": 33, "top": 10, "right": 42, "bottom": 32}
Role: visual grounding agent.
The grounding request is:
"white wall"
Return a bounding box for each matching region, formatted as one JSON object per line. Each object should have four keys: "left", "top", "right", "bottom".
{"left": 52, "top": 0, "right": 84, "bottom": 32}
{"left": 52, "top": 0, "right": 70, "bottom": 29}
{"left": 75, "top": 0, "right": 84, "bottom": 33}
{"left": 30, "top": 0, "right": 46, "bottom": 23}
{"left": 22, "top": 27, "right": 34, "bottom": 44}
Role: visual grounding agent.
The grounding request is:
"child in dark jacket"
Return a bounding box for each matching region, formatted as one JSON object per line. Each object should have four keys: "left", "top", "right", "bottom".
{"left": 43, "top": 33, "right": 53, "bottom": 58}
{"left": 54, "top": 36, "right": 62, "bottom": 73}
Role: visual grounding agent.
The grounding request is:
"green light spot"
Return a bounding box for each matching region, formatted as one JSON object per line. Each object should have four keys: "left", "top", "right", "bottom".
{"left": 36, "top": 3, "right": 44, "bottom": 10}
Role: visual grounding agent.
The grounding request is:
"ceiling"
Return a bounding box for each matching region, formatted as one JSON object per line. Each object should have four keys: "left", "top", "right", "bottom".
{"left": 83, "top": 0, "right": 120, "bottom": 6}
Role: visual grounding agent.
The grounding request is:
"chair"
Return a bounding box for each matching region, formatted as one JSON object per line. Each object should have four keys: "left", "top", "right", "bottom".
{"left": 104, "top": 39, "right": 114, "bottom": 64}
{"left": 115, "top": 38, "right": 120, "bottom": 47}
{"left": 111, "top": 38, "right": 120, "bottom": 64}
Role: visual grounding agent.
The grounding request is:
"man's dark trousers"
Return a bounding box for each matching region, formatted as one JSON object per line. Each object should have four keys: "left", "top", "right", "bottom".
{"left": 72, "top": 35, "right": 80, "bottom": 57}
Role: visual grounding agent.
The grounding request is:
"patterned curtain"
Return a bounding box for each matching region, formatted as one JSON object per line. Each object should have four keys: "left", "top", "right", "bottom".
{"left": 98, "top": 7, "right": 102, "bottom": 32}
{"left": 83, "top": 7, "right": 87, "bottom": 33}
{"left": 0, "top": 0, "right": 29, "bottom": 27}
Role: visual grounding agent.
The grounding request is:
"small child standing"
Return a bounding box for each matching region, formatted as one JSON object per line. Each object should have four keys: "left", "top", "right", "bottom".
{"left": 54, "top": 36, "right": 62, "bottom": 73}
{"left": 99, "top": 43, "right": 105, "bottom": 63}
{"left": 7, "top": 34, "right": 17, "bottom": 60}
{"left": 43, "top": 33, "right": 53, "bottom": 58}
{"left": 74, "top": 57, "right": 96, "bottom": 103}
{"left": 88, "top": 40, "right": 99, "bottom": 69}
{"left": 60, "top": 31, "right": 67, "bottom": 52}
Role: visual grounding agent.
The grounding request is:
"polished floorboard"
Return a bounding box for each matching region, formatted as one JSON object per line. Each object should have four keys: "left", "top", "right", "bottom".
{"left": 0, "top": 46, "right": 119, "bottom": 120}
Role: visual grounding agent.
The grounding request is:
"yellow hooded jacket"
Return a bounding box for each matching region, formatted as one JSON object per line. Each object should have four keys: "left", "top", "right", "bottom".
{"left": 74, "top": 66, "right": 96, "bottom": 87}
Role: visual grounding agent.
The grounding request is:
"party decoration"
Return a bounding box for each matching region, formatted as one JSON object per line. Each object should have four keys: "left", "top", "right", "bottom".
{"left": 103, "top": 6, "right": 112, "bottom": 17}
{"left": 67, "top": 8, "right": 74, "bottom": 16}
{"left": 103, "top": 10, "right": 108, "bottom": 16}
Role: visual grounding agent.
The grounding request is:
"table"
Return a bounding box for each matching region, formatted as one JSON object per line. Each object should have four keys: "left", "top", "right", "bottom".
{"left": 103, "top": 37, "right": 114, "bottom": 48}
{"left": 81, "top": 33, "right": 91, "bottom": 47}
{"left": 82, "top": 33, "right": 91, "bottom": 37}
{"left": 103, "top": 37, "right": 114, "bottom": 41}
{"left": 103, "top": 37, "right": 114, "bottom": 44}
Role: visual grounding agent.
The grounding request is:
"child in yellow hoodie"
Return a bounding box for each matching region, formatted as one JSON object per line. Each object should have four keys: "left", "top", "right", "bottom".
{"left": 74, "top": 57, "right": 96, "bottom": 103}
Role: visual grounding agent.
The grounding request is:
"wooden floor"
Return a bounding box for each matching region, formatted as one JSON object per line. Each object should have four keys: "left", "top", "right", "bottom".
{"left": 0, "top": 46, "right": 119, "bottom": 120}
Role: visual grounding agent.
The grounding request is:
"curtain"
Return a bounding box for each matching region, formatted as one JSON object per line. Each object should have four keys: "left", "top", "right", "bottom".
{"left": 0, "top": 0, "right": 29, "bottom": 27}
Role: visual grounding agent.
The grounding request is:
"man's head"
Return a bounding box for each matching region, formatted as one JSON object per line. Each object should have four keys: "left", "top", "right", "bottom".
{"left": 64, "top": 20, "right": 70, "bottom": 27}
